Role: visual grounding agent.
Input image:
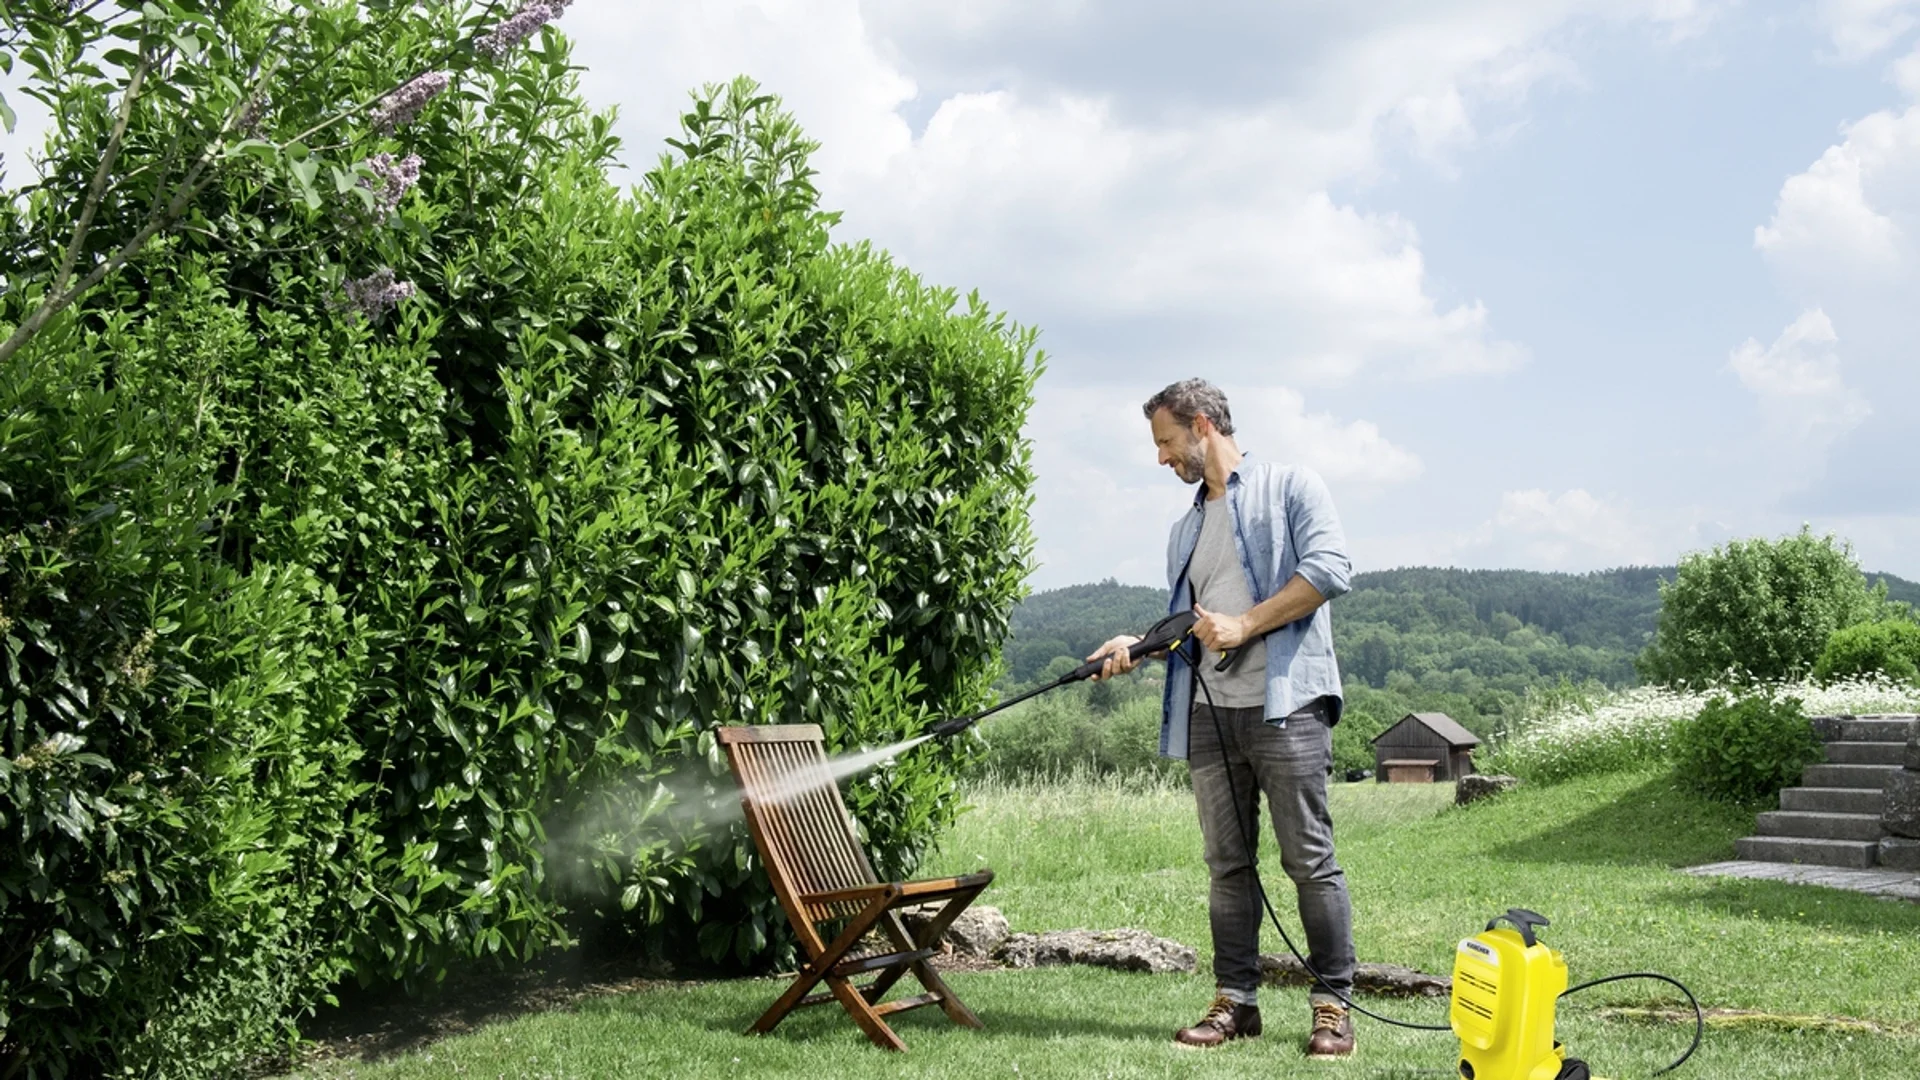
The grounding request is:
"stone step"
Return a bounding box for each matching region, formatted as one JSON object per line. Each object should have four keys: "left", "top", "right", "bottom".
{"left": 1734, "top": 835, "right": 1879, "bottom": 869}
{"left": 1780, "top": 787, "right": 1886, "bottom": 814}
{"left": 1822, "top": 741, "right": 1908, "bottom": 766}
{"left": 1825, "top": 716, "right": 1917, "bottom": 742}
{"left": 1800, "top": 763, "right": 1903, "bottom": 789}
{"left": 1756, "top": 811, "right": 1885, "bottom": 842}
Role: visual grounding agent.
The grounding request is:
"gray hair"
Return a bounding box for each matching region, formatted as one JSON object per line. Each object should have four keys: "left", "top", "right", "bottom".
{"left": 1142, "top": 379, "right": 1234, "bottom": 436}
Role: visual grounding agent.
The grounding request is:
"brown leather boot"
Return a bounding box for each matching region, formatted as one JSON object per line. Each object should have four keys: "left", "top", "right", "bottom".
{"left": 1174, "top": 994, "right": 1262, "bottom": 1048}
{"left": 1305, "top": 1000, "right": 1356, "bottom": 1058}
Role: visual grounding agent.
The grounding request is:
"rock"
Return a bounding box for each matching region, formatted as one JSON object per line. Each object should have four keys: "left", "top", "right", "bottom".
{"left": 897, "top": 904, "right": 1010, "bottom": 958}
{"left": 1810, "top": 714, "right": 1850, "bottom": 744}
{"left": 1884, "top": 769, "right": 1920, "bottom": 841}
{"left": 945, "top": 906, "right": 1010, "bottom": 958}
{"left": 996, "top": 929, "right": 1197, "bottom": 974}
{"left": 1456, "top": 774, "right": 1520, "bottom": 806}
{"left": 1906, "top": 717, "right": 1920, "bottom": 772}
{"left": 1261, "top": 955, "right": 1452, "bottom": 998}
{"left": 1880, "top": 836, "right": 1920, "bottom": 873}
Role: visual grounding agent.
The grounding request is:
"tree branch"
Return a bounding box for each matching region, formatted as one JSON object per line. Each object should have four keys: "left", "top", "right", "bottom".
{"left": 53, "top": 50, "right": 152, "bottom": 295}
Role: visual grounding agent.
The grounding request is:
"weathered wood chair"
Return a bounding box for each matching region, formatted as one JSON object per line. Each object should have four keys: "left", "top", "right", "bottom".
{"left": 716, "top": 724, "right": 994, "bottom": 1051}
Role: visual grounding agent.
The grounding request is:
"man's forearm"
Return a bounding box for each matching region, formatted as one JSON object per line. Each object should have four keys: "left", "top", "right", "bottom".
{"left": 1240, "top": 573, "right": 1328, "bottom": 639}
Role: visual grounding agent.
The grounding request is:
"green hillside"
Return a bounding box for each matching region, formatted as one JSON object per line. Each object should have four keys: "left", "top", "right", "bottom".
{"left": 998, "top": 566, "right": 1920, "bottom": 754}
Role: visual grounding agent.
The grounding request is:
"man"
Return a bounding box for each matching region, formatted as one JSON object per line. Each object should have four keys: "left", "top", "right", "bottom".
{"left": 1089, "top": 378, "right": 1357, "bottom": 1058}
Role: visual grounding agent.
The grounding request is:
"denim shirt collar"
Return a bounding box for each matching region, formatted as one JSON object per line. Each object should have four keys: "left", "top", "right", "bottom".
{"left": 1189, "top": 449, "right": 1255, "bottom": 510}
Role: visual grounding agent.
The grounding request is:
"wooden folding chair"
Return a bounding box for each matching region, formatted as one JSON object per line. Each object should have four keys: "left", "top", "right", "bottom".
{"left": 717, "top": 724, "right": 994, "bottom": 1051}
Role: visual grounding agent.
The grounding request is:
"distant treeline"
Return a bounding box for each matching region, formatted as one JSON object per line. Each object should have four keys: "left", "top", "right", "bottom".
{"left": 1000, "top": 566, "right": 1920, "bottom": 756}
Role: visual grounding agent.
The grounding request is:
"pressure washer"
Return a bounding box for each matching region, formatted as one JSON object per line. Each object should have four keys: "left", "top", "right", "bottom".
{"left": 925, "top": 609, "right": 1704, "bottom": 1080}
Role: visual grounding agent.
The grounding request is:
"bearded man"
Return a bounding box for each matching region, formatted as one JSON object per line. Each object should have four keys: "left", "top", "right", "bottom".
{"left": 1089, "top": 378, "right": 1357, "bottom": 1058}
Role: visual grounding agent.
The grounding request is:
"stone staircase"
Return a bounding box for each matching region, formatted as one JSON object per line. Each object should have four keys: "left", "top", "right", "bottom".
{"left": 1733, "top": 715, "right": 1909, "bottom": 869}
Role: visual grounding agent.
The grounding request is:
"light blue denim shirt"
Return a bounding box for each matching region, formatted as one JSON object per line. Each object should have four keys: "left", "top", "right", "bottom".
{"left": 1159, "top": 455, "right": 1352, "bottom": 759}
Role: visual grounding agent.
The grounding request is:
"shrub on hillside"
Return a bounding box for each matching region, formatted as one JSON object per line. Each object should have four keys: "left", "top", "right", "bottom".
{"left": 1672, "top": 694, "right": 1822, "bottom": 804}
{"left": 970, "top": 691, "right": 1185, "bottom": 783}
{"left": 1639, "top": 528, "right": 1888, "bottom": 687}
{"left": 1815, "top": 620, "right": 1920, "bottom": 683}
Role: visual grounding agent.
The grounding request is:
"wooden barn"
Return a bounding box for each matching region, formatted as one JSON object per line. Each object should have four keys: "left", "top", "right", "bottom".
{"left": 1370, "top": 712, "right": 1481, "bottom": 783}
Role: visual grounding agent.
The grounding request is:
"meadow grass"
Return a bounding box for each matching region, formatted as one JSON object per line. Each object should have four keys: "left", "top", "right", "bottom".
{"left": 293, "top": 769, "right": 1920, "bottom": 1079}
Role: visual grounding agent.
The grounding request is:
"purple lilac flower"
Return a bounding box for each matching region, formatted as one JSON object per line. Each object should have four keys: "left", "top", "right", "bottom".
{"left": 342, "top": 268, "right": 417, "bottom": 322}
{"left": 237, "top": 92, "right": 270, "bottom": 135}
{"left": 368, "top": 71, "right": 451, "bottom": 133}
{"left": 359, "top": 152, "right": 423, "bottom": 216}
{"left": 475, "top": 2, "right": 562, "bottom": 60}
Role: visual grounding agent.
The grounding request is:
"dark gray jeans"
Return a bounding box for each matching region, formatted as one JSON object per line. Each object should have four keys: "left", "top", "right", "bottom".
{"left": 1188, "top": 699, "right": 1355, "bottom": 1003}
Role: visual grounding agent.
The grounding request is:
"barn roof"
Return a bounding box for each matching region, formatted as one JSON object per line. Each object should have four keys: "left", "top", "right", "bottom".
{"left": 1370, "top": 712, "right": 1482, "bottom": 748}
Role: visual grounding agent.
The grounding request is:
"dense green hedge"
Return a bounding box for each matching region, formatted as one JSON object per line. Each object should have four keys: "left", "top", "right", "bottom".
{"left": 0, "top": 36, "right": 1036, "bottom": 1077}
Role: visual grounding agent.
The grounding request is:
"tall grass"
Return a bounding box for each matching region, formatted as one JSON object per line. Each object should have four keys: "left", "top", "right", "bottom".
{"left": 1483, "top": 674, "right": 1920, "bottom": 783}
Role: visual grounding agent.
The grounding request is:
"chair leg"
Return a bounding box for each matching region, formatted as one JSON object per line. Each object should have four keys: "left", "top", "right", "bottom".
{"left": 749, "top": 958, "right": 831, "bottom": 1036}
{"left": 868, "top": 888, "right": 989, "bottom": 1029}
{"left": 751, "top": 894, "right": 897, "bottom": 1036}
{"left": 827, "top": 974, "right": 907, "bottom": 1051}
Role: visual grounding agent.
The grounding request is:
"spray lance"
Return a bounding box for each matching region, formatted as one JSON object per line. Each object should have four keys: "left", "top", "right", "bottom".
{"left": 927, "top": 609, "right": 1202, "bottom": 737}
{"left": 920, "top": 608, "right": 1703, "bottom": 1080}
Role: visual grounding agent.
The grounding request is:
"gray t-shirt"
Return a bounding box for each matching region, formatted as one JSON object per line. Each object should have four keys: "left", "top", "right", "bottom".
{"left": 1186, "top": 494, "right": 1269, "bottom": 707}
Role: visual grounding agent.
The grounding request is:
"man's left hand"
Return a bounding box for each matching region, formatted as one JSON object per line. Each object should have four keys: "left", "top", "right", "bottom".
{"left": 1192, "top": 604, "right": 1250, "bottom": 652}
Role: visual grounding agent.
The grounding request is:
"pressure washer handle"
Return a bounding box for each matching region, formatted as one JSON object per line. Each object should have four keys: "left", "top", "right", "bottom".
{"left": 1062, "top": 609, "right": 1201, "bottom": 682}
{"left": 1485, "top": 907, "right": 1551, "bottom": 947}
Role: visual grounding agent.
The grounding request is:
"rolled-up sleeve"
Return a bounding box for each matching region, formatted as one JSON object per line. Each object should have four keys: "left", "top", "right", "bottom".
{"left": 1286, "top": 466, "right": 1351, "bottom": 601}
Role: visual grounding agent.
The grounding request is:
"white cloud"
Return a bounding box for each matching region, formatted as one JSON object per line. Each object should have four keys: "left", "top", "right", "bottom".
{"left": 1492, "top": 489, "right": 1659, "bottom": 566}
{"left": 1726, "top": 309, "right": 1872, "bottom": 449}
{"left": 1816, "top": 0, "right": 1920, "bottom": 61}
{"left": 1753, "top": 108, "right": 1918, "bottom": 273}
{"left": 1024, "top": 383, "right": 1423, "bottom": 588}
{"left": 1365, "top": 488, "right": 1679, "bottom": 572}
{"left": 562, "top": 2, "right": 1735, "bottom": 390}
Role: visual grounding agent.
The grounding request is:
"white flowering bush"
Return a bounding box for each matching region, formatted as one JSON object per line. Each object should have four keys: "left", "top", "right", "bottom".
{"left": 1483, "top": 675, "right": 1920, "bottom": 783}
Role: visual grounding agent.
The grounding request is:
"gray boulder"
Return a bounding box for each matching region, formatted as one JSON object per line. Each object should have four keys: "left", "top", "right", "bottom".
{"left": 996, "top": 929, "right": 1197, "bottom": 974}
{"left": 1456, "top": 774, "right": 1520, "bottom": 806}
{"left": 1884, "top": 769, "right": 1920, "bottom": 841}
{"left": 897, "top": 904, "right": 1010, "bottom": 958}
{"left": 1907, "top": 717, "right": 1920, "bottom": 772}
{"left": 944, "top": 906, "right": 1011, "bottom": 958}
{"left": 1881, "top": 836, "right": 1920, "bottom": 873}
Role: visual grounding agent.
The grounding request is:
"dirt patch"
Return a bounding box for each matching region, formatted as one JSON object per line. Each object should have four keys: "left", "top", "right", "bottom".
{"left": 277, "top": 946, "right": 1005, "bottom": 1073}
{"left": 277, "top": 953, "right": 679, "bottom": 1073}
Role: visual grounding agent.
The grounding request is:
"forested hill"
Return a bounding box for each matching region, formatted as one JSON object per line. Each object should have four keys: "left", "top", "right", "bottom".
{"left": 1001, "top": 566, "right": 1920, "bottom": 689}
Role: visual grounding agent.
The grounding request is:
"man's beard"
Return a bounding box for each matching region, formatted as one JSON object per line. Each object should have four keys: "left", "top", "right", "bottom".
{"left": 1172, "top": 442, "right": 1205, "bottom": 485}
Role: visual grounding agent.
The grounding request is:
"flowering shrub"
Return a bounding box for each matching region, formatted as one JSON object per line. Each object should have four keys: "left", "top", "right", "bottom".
{"left": 1483, "top": 675, "right": 1920, "bottom": 783}
{"left": 1, "top": 7, "right": 1034, "bottom": 1075}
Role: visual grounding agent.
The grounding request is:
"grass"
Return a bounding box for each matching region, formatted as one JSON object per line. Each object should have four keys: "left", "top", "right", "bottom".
{"left": 291, "top": 769, "right": 1920, "bottom": 1079}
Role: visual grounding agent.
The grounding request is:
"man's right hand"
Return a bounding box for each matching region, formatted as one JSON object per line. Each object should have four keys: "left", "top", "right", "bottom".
{"left": 1087, "top": 635, "right": 1144, "bottom": 680}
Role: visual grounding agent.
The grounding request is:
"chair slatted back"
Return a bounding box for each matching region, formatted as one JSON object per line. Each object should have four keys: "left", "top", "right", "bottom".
{"left": 718, "top": 725, "right": 879, "bottom": 924}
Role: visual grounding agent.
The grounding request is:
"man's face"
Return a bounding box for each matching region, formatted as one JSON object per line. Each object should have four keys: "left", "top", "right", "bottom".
{"left": 1150, "top": 408, "right": 1207, "bottom": 485}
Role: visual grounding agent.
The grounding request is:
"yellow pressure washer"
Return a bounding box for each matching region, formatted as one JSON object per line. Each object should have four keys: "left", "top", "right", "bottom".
{"left": 1451, "top": 909, "right": 1581, "bottom": 1080}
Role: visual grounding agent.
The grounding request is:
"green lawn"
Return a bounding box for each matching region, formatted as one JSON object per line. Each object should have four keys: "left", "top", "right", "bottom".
{"left": 293, "top": 769, "right": 1920, "bottom": 1079}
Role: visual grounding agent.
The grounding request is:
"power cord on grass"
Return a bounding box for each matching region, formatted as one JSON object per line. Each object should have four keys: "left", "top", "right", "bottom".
{"left": 1177, "top": 634, "right": 1703, "bottom": 1075}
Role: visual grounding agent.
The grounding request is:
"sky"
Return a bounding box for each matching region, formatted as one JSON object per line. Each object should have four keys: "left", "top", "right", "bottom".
{"left": 7, "top": 2, "right": 1918, "bottom": 591}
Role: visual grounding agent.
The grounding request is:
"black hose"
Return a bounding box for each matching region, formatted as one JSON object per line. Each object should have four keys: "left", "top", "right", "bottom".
{"left": 1187, "top": 637, "right": 1452, "bottom": 1032}
{"left": 1560, "top": 972, "right": 1704, "bottom": 1075}
{"left": 1187, "top": 635, "right": 1704, "bottom": 1077}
